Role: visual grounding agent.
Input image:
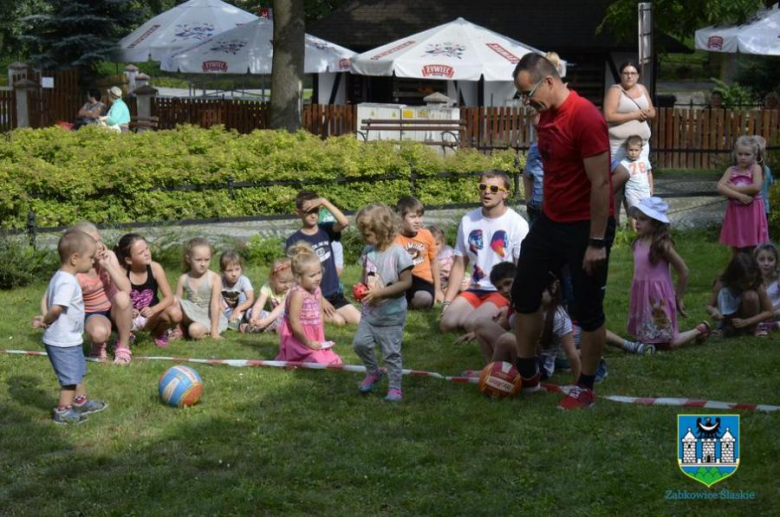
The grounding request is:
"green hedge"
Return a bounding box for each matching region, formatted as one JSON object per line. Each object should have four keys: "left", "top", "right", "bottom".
{"left": 0, "top": 126, "right": 522, "bottom": 229}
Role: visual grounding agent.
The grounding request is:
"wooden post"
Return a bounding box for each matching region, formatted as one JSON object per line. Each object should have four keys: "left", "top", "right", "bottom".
{"left": 14, "top": 78, "right": 38, "bottom": 128}
{"left": 134, "top": 85, "right": 158, "bottom": 132}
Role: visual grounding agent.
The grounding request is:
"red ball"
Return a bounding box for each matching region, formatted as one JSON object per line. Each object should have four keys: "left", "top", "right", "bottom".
{"left": 352, "top": 283, "right": 368, "bottom": 301}
{"left": 478, "top": 361, "right": 522, "bottom": 399}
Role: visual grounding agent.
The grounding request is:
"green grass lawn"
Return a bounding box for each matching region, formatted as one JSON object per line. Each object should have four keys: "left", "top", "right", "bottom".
{"left": 1, "top": 229, "right": 778, "bottom": 515}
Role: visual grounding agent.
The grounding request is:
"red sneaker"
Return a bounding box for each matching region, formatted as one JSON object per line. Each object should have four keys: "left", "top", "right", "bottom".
{"left": 557, "top": 385, "right": 595, "bottom": 410}
{"left": 521, "top": 372, "right": 541, "bottom": 394}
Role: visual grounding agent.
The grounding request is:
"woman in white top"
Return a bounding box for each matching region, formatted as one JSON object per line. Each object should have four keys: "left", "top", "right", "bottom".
{"left": 603, "top": 61, "right": 656, "bottom": 162}
{"left": 603, "top": 61, "right": 656, "bottom": 224}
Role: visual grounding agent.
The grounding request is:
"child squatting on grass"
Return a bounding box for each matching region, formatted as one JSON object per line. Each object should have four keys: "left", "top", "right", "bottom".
{"left": 706, "top": 251, "right": 775, "bottom": 337}
{"left": 115, "top": 233, "right": 182, "bottom": 347}
{"left": 428, "top": 224, "right": 469, "bottom": 302}
{"left": 41, "top": 230, "right": 107, "bottom": 425}
{"left": 276, "top": 242, "right": 343, "bottom": 365}
{"left": 242, "top": 257, "right": 294, "bottom": 334}
{"left": 219, "top": 250, "right": 255, "bottom": 331}
{"left": 175, "top": 238, "right": 227, "bottom": 340}
{"left": 353, "top": 204, "right": 413, "bottom": 402}
{"left": 754, "top": 243, "right": 780, "bottom": 332}
{"left": 394, "top": 195, "right": 441, "bottom": 309}
{"left": 485, "top": 270, "right": 582, "bottom": 385}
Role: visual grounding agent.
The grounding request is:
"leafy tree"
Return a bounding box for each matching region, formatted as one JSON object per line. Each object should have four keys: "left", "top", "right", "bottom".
{"left": 0, "top": 0, "right": 49, "bottom": 58}
{"left": 711, "top": 78, "right": 757, "bottom": 108}
{"left": 600, "top": 0, "right": 764, "bottom": 43}
{"left": 21, "top": 0, "right": 141, "bottom": 76}
{"left": 233, "top": 0, "right": 350, "bottom": 23}
{"left": 733, "top": 56, "right": 780, "bottom": 100}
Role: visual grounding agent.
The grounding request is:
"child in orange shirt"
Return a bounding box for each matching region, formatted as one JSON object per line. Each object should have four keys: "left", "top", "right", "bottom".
{"left": 394, "top": 196, "right": 440, "bottom": 309}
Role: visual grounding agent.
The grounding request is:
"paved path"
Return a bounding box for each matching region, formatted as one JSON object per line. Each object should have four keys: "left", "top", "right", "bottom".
{"left": 29, "top": 174, "right": 724, "bottom": 249}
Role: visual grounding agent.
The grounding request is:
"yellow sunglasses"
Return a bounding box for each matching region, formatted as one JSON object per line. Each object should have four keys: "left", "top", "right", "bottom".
{"left": 478, "top": 183, "right": 508, "bottom": 194}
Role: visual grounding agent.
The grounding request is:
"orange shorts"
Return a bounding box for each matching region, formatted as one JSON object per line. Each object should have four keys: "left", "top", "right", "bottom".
{"left": 457, "top": 290, "right": 509, "bottom": 309}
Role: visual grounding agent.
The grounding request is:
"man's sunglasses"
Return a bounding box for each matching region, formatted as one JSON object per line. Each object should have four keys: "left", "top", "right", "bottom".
{"left": 478, "top": 183, "right": 508, "bottom": 194}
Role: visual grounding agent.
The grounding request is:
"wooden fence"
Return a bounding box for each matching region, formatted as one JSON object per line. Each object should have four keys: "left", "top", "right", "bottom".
{"left": 0, "top": 90, "right": 14, "bottom": 133}
{"left": 650, "top": 107, "right": 780, "bottom": 169}
{"left": 146, "top": 100, "right": 780, "bottom": 167}
{"left": 460, "top": 107, "right": 534, "bottom": 150}
{"left": 153, "top": 98, "right": 355, "bottom": 137}
{"left": 27, "top": 69, "right": 81, "bottom": 128}
{"left": 303, "top": 104, "right": 356, "bottom": 138}
{"left": 154, "top": 97, "right": 269, "bottom": 131}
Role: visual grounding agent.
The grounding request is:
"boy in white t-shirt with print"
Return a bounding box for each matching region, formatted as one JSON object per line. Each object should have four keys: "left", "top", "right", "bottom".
{"left": 39, "top": 230, "right": 108, "bottom": 425}
{"left": 614, "top": 135, "right": 653, "bottom": 231}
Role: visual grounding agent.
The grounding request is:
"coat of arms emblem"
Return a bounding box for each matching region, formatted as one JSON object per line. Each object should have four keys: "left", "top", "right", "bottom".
{"left": 678, "top": 414, "right": 739, "bottom": 487}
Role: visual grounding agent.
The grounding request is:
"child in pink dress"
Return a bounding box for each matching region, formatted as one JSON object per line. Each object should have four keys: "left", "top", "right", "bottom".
{"left": 627, "top": 197, "right": 710, "bottom": 350}
{"left": 276, "top": 243, "right": 343, "bottom": 365}
{"left": 718, "top": 135, "right": 769, "bottom": 254}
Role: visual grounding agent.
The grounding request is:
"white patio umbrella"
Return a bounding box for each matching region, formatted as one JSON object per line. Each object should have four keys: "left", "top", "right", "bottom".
{"left": 160, "top": 17, "right": 355, "bottom": 74}
{"left": 116, "top": 0, "right": 258, "bottom": 62}
{"left": 695, "top": 3, "right": 780, "bottom": 56}
{"left": 350, "top": 17, "right": 565, "bottom": 82}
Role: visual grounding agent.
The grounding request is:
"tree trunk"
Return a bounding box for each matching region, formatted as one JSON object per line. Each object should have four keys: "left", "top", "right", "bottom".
{"left": 270, "top": 0, "right": 305, "bottom": 131}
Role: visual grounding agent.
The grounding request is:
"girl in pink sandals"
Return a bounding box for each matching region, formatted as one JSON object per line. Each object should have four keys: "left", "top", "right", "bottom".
{"left": 72, "top": 222, "right": 134, "bottom": 364}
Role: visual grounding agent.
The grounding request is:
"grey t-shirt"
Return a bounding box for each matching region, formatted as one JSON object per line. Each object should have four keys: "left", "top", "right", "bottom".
{"left": 360, "top": 244, "right": 413, "bottom": 326}
{"left": 221, "top": 275, "right": 253, "bottom": 309}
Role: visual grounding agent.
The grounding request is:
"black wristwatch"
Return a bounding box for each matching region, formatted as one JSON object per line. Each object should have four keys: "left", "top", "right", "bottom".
{"left": 589, "top": 238, "right": 606, "bottom": 248}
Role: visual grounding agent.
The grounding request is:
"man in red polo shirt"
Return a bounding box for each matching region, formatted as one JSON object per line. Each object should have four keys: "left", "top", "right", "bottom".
{"left": 511, "top": 54, "right": 615, "bottom": 410}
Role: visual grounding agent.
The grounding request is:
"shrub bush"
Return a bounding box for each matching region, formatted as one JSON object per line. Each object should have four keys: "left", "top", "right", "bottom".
{"left": 0, "top": 126, "right": 523, "bottom": 229}
{"left": 0, "top": 235, "right": 59, "bottom": 290}
{"left": 244, "top": 235, "right": 286, "bottom": 266}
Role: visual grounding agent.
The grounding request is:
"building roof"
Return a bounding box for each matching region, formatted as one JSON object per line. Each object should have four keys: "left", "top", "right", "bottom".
{"left": 309, "top": 0, "right": 680, "bottom": 54}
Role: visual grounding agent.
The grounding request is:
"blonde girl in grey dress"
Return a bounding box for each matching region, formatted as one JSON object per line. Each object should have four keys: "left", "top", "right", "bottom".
{"left": 175, "top": 238, "right": 227, "bottom": 339}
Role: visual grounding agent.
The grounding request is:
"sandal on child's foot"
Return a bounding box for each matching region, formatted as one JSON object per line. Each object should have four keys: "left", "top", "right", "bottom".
{"left": 113, "top": 346, "right": 132, "bottom": 365}
{"left": 754, "top": 327, "right": 769, "bottom": 338}
{"left": 154, "top": 332, "right": 169, "bottom": 348}
{"left": 168, "top": 325, "right": 184, "bottom": 342}
{"left": 89, "top": 342, "right": 108, "bottom": 362}
{"left": 695, "top": 321, "right": 711, "bottom": 343}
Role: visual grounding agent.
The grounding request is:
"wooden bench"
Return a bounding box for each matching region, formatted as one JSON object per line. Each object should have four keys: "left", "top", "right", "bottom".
{"left": 358, "top": 118, "right": 465, "bottom": 147}
{"left": 130, "top": 116, "right": 159, "bottom": 132}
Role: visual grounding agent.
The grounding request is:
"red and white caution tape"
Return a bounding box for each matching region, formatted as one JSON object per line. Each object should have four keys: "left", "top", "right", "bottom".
{"left": 3, "top": 348, "right": 777, "bottom": 412}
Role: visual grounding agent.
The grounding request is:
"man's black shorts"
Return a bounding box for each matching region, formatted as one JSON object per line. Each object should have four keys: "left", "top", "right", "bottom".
{"left": 512, "top": 214, "right": 616, "bottom": 331}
